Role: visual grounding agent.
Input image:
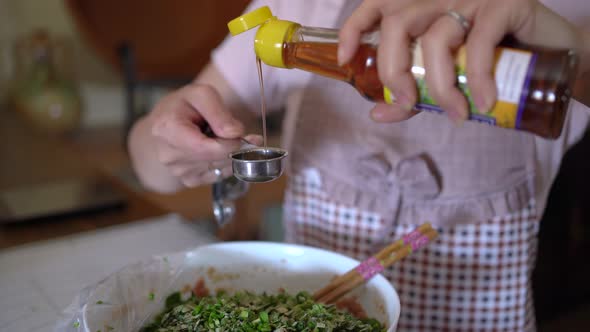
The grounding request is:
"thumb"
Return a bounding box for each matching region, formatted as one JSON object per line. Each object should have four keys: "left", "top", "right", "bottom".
{"left": 181, "top": 84, "right": 245, "bottom": 139}
{"left": 243, "top": 134, "right": 264, "bottom": 146}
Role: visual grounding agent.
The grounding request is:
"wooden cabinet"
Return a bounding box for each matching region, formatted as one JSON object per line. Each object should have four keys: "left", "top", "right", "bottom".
{"left": 64, "top": 0, "right": 251, "bottom": 80}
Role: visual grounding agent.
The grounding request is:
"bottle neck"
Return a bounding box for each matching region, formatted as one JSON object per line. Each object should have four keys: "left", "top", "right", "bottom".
{"left": 283, "top": 26, "right": 360, "bottom": 83}
{"left": 291, "top": 26, "right": 340, "bottom": 43}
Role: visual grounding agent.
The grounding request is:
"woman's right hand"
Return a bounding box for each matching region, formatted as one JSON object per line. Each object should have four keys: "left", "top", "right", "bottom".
{"left": 339, "top": 0, "right": 589, "bottom": 124}
{"left": 142, "top": 83, "right": 261, "bottom": 188}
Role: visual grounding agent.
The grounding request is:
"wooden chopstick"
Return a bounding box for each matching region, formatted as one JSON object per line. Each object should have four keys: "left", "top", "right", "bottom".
{"left": 315, "top": 227, "right": 438, "bottom": 304}
{"left": 313, "top": 223, "right": 433, "bottom": 301}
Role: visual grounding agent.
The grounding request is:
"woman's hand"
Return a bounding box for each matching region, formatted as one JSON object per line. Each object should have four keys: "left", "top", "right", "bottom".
{"left": 339, "top": 0, "right": 587, "bottom": 123}
{"left": 129, "top": 84, "right": 261, "bottom": 191}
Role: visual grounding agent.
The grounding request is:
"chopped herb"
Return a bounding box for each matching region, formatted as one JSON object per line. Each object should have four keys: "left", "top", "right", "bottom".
{"left": 105, "top": 326, "right": 114, "bottom": 331}
{"left": 73, "top": 321, "right": 80, "bottom": 328}
{"left": 140, "top": 291, "right": 385, "bottom": 331}
{"left": 148, "top": 292, "right": 155, "bottom": 301}
{"left": 240, "top": 310, "right": 249, "bottom": 319}
{"left": 96, "top": 300, "right": 103, "bottom": 304}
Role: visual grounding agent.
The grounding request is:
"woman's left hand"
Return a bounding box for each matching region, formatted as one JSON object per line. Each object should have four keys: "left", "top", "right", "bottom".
{"left": 339, "top": 0, "right": 586, "bottom": 124}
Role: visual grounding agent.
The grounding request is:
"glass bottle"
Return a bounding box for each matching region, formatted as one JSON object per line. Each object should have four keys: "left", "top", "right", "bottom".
{"left": 228, "top": 6, "right": 579, "bottom": 139}
{"left": 11, "top": 30, "right": 82, "bottom": 135}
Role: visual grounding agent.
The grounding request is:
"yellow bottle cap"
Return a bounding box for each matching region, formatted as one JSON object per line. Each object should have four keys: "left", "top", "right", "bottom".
{"left": 227, "top": 6, "right": 299, "bottom": 68}
{"left": 227, "top": 6, "right": 274, "bottom": 36}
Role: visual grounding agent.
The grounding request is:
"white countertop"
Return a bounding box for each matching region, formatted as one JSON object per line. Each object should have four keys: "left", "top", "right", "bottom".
{"left": 0, "top": 214, "right": 217, "bottom": 332}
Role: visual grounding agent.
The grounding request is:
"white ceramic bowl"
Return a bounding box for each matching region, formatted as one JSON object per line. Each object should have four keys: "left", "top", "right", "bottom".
{"left": 57, "top": 242, "right": 400, "bottom": 331}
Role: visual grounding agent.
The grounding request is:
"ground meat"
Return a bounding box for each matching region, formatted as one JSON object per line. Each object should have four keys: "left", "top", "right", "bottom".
{"left": 336, "top": 297, "right": 368, "bottom": 319}
{"left": 192, "top": 277, "right": 209, "bottom": 297}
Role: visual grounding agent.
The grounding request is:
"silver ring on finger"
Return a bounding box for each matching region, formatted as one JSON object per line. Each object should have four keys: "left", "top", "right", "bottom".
{"left": 445, "top": 9, "right": 472, "bottom": 33}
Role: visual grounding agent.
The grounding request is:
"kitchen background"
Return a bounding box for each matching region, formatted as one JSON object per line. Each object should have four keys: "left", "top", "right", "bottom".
{"left": 0, "top": 1, "right": 285, "bottom": 331}
{"left": 0, "top": 0, "right": 123, "bottom": 127}
{"left": 0, "top": 0, "right": 588, "bottom": 331}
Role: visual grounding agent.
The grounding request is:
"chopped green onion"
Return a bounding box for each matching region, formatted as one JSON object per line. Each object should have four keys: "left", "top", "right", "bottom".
{"left": 139, "top": 291, "right": 384, "bottom": 331}
{"left": 240, "top": 310, "right": 249, "bottom": 319}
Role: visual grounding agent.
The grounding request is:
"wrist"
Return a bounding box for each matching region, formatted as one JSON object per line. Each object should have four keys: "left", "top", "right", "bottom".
{"left": 128, "top": 115, "right": 184, "bottom": 193}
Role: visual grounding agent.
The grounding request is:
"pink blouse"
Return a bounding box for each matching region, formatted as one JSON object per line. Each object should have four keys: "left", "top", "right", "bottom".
{"left": 212, "top": 0, "right": 590, "bottom": 225}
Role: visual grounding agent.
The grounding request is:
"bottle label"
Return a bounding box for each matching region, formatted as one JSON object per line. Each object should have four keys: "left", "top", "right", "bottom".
{"left": 386, "top": 45, "right": 537, "bottom": 129}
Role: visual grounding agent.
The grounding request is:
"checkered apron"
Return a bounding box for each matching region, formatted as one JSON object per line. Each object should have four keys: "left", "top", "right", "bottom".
{"left": 284, "top": 170, "right": 539, "bottom": 332}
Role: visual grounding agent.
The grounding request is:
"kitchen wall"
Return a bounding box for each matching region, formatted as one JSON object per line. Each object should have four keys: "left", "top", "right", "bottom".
{"left": 0, "top": 0, "right": 126, "bottom": 127}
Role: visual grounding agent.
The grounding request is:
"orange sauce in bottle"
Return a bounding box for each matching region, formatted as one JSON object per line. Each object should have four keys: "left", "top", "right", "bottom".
{"left": 283, "top": 40, "right": 578, "bottom": 139}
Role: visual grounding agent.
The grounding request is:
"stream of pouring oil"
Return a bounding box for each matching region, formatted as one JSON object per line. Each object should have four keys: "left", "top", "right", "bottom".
{"left": 256, "top": 57, "right": 268, "bottom": 148}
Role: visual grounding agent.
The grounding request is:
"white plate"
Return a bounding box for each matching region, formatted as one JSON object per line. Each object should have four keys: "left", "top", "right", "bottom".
{"left": 57, "top": 241, "right": 401, "bottom": 331}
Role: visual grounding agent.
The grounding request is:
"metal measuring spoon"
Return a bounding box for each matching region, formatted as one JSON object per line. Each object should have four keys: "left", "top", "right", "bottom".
{"left": 201, "top": 122, "right": 288, "bottom": 183}
{"left": 202, "top": 123, "right": 287, "bottom": 226}
{"left": 229, "top": 147, "right": 288, "bottom": 183}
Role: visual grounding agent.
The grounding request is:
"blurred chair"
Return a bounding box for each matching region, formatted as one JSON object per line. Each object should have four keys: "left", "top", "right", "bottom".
{"left": 64, "top": 0, "right": 250, "bottom": 142}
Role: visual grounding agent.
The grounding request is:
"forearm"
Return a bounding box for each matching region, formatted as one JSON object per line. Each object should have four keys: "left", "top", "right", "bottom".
{"left": 128, "top": 115, "right": 183, "bottom": 193}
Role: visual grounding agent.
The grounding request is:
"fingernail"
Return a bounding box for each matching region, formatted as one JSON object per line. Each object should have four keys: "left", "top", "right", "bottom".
{"left": 474, "top": 94, "right": 492, "bottom": 114}
{"left": 249, "top": 135, "right": 264, "bottom": 146}
{"left": 337, "top": 45, "right": 349, "bottom": 66}
{"left": 223, "top": 122, "right": 243, "bottom": 135}
{"left": 370, "top": 108, "right": 386, "bottom": 121}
